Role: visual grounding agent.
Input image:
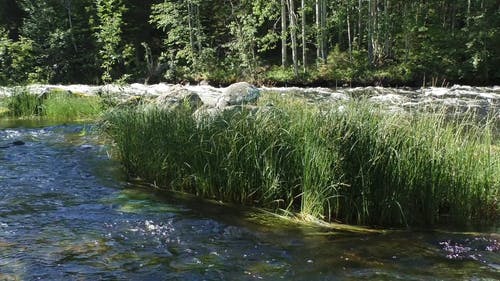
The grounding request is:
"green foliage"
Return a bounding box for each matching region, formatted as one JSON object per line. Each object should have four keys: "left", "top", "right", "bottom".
{"left": 262, "top": 65, "right": 318, "bottom": 86}
{"left": 318, "top": 45, "right": 355, "bottom": 82}
{"left": 150, "top": 0, "right": 207, "bottom": 81}
{"left": 264, "top": 66, "right": 296, "bottom": 84}
{"left": 102, "top": 97, "right": 499, "bottom": 226}
{"left": 462, "top": 2, "right": 500, "bottom": 83}
{"left": 5, "top": 88, "right": 104, "bottom": 120}
{"left": 1, "top": 0, "right": 498, "bottom": 85}
{"left": 204, "top": 66, "right": 239, "bottom": 86}
{"left": 95, "top": 0, "right": 133, "bottom": 83}
{"left": 0, "top": 0, "right": 23, "bottom": 39}
{"left": 2, "top": 0, "right": 101, "bottom": 84}
{"left": 224, "top": 1, "right": 266, "bottom": 81}
{"left": 42, "top": 91, "right": 104, "bottom": 120}
{"left": 5, "top": 87, "right": 42, "bottom": 117}
{"left": 317, "top": 46, "right": 378, "bottom": 85}
{"left": 0, "top": 30, "right": 36, "bottom": 85}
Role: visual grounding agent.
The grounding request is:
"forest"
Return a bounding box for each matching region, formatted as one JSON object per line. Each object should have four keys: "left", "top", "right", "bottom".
{"left": 0, "top": 0, "right": 499, "bottom": 86}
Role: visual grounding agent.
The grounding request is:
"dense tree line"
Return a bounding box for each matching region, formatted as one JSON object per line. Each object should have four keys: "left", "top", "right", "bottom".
{"left": 0, "top": 0, "right": 499, "bottom": 86}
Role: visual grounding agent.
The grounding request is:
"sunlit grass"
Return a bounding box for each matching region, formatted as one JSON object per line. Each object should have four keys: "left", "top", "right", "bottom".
{"left": 101, "top": 95, "right": 499, "bottom": 227}
{"left": 4, "top": 88, "right": 42, "bottom": 117}
{"left": 42, "top": 92, "right": 103, "bottom": 120}
{"left": 1, "top": 88, "right": 104, "bottom": 120}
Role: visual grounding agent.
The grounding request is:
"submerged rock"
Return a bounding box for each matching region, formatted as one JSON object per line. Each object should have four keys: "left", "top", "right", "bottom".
{"left": 12, "top": 140, "right": 25, "bottom": 146}
{"left": 0, "top": 140, "right": 25, "bottom": 149}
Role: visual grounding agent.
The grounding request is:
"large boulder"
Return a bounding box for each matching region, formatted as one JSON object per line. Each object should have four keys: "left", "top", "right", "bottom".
{"left": 216, "top": 82, "right": 260, "bottom": 109}
{"left": 193, "top": 104, "right": 272, "bottom": 123}
{"left": 155, "top": 85, "right": 203, "bottom": 111}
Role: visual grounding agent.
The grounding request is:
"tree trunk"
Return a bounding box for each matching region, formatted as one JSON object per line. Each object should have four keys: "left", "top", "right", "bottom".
{"left": 466, "top": 0, "right": 471, "bottom": 27}
{"left": 347, "top": 6, "right": 352, "bottom": 60}
{"left": 367, "top": 0, "right": 373, "bottom": 64}
{"left": 64, "top": 0, "right": 78, "bottom": 52}
{"left": 315, "top": 0, "right": 325, "bottom": 63}
{"left": 450, "top": 1, "right": 456, "bottom": 35}
{"left": 383, "top": 0, "right": 390, "bottom": 59}
{"left": 367, "top": 0, "right": 380, "bottom": 64}
{"left": 195, "top": 3, "right": 202, "bottom": 54}
{"left": 187, "top": 2, "right": 195, "bottom": 54}
{"left": 404, "top": 2, "right": 409, "bottom": 61}
{"left": 315, "top": 0, "right": 320, "bottom": 63}
{"left": 321, "top": 0, "right": 327, "bottom": 60}
{"left": 288, "top": 0, "right": 299, "bottom": 77}
{"left": 301, "top": 0, "right": 306, "bottom": 72}
{"left": 281, "top": 0, "right": 287, "bottom": 68}
{"left": 357, "top": 0, "right": 362, "bottom": 50}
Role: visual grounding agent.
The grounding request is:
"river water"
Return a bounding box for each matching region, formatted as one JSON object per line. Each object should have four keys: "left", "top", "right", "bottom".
{"left": 0, "top": 121, "right": 498, "bottom": 280}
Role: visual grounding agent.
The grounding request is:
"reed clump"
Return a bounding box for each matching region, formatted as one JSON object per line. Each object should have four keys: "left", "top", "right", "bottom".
{"left": 2, "top": 88, "right": 104, "bottom": 120}
{"left": 101, "top": 96, "right": 499, "bottom": 227}
{"left": 4, "top": 87, "right": 42, "bottom": 117}
{"left": 42, "top": 90, "right": 103, "bottom": 120}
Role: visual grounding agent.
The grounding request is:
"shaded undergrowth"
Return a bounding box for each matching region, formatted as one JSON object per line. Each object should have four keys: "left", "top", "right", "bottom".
{"left": 101, "top": 96, "right": 499, "bottom": 227}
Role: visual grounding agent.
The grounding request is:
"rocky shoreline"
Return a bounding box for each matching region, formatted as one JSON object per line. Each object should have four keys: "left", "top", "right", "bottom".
{"left": 1, "top": 83, "right": 499, "bottom": 117}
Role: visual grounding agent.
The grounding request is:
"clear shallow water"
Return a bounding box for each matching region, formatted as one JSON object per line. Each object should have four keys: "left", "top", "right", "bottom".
{"left": 0, "top": 122, "right": 498, "bottom": 280}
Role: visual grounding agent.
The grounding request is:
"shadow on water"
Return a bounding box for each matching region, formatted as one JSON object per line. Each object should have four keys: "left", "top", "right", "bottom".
{"left": 0, "top": 122, "right": 498, "bottom": 280}
{"left": 0, "top": 118, "right": 82, "bottom": 129}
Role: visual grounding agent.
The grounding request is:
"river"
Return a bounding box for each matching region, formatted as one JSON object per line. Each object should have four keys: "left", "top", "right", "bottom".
{"left": 0, "top": 121, "right": 498, "bottom": 280}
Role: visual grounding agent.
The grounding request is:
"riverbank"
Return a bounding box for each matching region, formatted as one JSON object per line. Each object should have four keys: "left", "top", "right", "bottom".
{"left": 1, "top": 83, "right": 499, "bottom": 120}
{"left": 1, "top": 83, "right": 500, "bottom": 107}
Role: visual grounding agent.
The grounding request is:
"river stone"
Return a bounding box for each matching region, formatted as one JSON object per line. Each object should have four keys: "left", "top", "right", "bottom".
{"left": 222, "top": 105, "right": 262, "bottom": 115}
{"left": 193, "top": 104, "right": 272, "bottom": 123}
{"left": 185, "top": 85, "right": 223, "bottom": 107}
{"left": 116, "top": 95, "right": 144, "bottom": 108}
{"left": 12, "top": 140, "right": 25, "bottom": 146}
{"left": 155, "top": 85, "right": 203, "bottom": 111}
{"left": 216, "top": 82, "right": 260, "bottom": 109}
{"left": 192, "top": 106, "right": 221, "bottom": 122}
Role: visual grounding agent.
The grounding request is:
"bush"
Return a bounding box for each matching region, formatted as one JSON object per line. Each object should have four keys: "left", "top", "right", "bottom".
{"left": 0, "top": 30, "right": 37, "bottom": 85}
{"left": 318, "top": 45, "right": 372, "bottom": 85}
{"left": 264, "top": 66, "right": 297, "bottom": 84}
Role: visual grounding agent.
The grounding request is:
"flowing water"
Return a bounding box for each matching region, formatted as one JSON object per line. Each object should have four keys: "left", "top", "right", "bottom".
{"left": 0, "top": 121, "right": 498, "bottom": 280}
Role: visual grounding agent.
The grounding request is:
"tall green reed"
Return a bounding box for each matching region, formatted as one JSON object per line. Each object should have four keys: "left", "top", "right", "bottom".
{"left": 42, "top": 91, "right": 103, "bottom": 120}
{"left": 5, "top": 87, "right": 42, "bottom": 117}
{"left": 101, "top": 97, "right": 499, "bottom": 227}
{"left": 3, "top": 88, "right": 104, "bottom": 120}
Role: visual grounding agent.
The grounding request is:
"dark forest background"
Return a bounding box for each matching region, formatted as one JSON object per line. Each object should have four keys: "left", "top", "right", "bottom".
{"left": 1, "top": 0, "right": 499, "bottom": 86}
